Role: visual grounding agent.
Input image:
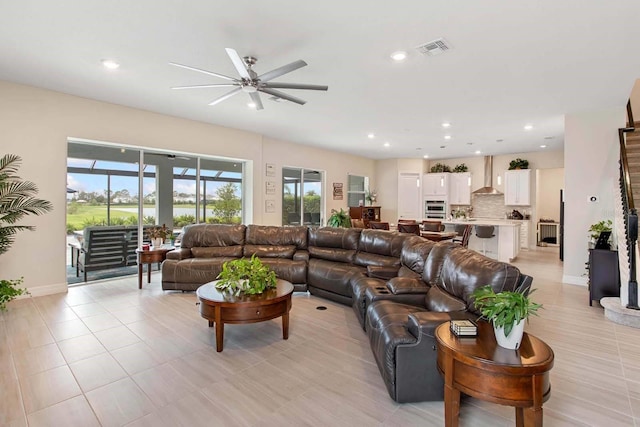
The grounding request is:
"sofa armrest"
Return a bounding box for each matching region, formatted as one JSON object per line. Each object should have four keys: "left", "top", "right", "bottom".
{"left": 367, "top": 265, "right": 399, "bottom": 280}
{"left": 166, "top": 248, "right": 193, "bottom": 260}
{"left": 407, "top": 311, "right": 477, "bottom": 339}
{"left": 386, "top": 277, "right": 429, "bottom": 295}
{"left": 293, "top": 250, "right": 309, "bottom": 262}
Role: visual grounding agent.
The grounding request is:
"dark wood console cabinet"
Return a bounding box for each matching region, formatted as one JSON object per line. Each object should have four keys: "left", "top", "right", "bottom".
{"left": 588, "top": 249, "right": 620, "bottom": 306}
{"left": 349, "top": 206, "right": 381, "bottom": 228}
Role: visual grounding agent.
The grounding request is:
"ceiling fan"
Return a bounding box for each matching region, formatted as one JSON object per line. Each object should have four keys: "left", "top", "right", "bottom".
{"left": 170, "top": 48, "right": 328, "bottom": 110}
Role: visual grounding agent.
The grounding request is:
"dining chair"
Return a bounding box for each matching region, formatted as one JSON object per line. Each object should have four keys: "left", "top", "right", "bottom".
{"left": 397, "top": 223, "right": 421, "bottom": 235}
{"left": 422, "top": 220, "right": 444, "bottom": 232}
{"left": 369, "top": 221, "right": 390, "bottom": 230}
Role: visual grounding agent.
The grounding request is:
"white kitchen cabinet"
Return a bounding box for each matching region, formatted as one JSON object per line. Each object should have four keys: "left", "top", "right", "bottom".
{"left": 504, "top": 169, "right": 531, "bottom": 206}
{"left": 423, "top": 173, "right": 449, "bottom": 197}
{"left": 449, "top": 172, "right": 471, "bottom": 205}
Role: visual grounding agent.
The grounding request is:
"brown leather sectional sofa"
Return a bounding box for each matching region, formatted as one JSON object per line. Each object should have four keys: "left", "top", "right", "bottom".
{"left": 160, "top": 223, "right": 531, "bottom": 403}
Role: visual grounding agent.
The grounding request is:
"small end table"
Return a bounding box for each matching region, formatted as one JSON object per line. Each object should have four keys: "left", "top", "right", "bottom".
{"left": 136, "top": 247, "right": 173, "bottom": 289}
{"left": 435, "top": 321, "right": 554, "bottom": 427}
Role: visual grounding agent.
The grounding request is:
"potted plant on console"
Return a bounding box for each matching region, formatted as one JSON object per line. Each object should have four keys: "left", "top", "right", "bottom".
{"left": 215, "top": 255, "right": 277, "bottom": 296}
{"left": 327, "top": 208, "right": 352, "bottom": 228}
{"left": 472, "top": 284, "right": 542, "bottom": 350}
{"left": 149, "top": 224, "right": 169, "bottom": 247}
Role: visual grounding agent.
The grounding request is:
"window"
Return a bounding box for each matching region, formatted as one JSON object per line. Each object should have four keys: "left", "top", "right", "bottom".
{"left": 347, "top": 174, "right": 369, "bottom": 207}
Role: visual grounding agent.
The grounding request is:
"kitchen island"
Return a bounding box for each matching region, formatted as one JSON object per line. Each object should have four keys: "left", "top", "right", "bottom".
{"left": 443, "top": 219, "right": 521, "bottom": 262}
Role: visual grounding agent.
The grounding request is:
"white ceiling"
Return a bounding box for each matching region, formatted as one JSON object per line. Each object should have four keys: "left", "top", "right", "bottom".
{"left": 2, "top": 1, "right": 639, "bottom": 160}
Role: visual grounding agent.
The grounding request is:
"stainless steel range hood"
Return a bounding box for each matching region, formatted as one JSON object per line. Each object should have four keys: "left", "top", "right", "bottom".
{"left": 472, "top": 156, "right": 502, "bottom": 195}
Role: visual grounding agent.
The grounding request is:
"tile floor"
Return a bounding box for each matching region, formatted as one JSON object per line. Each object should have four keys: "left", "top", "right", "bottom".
{"left": 1, "top": 247, "right": 639, "bottom": 426}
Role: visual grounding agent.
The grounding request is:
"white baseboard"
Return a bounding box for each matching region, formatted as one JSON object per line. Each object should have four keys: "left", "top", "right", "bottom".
{"left": 562, "top": 275, "right": 588, "bottom": 287}
{"left": 24, "top": 282, "right": 68, "bottom": 298}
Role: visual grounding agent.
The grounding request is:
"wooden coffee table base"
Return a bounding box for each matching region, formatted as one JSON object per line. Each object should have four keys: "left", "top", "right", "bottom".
{"left": 196, "top": 280, "right": 294, "bottom": 352}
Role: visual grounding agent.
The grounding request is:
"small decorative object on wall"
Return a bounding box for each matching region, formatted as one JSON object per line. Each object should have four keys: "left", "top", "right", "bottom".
{"left": 472, "top": 284, "right": 542, "bottom": 350}
{"left": 508, "top": 158, "right": 529, "bottom": 170}
{"left": 453, "top": 163, "right": 468, "bottom": 173}
{"left": 265, "top": 200, "right": 275, "bottom": 213}
{"left": 430, "top": 163, "right": 452, "bottom": 173}
{"left": 265, "top": 181, "right": 276, "bottom": 195}
{"left": 333, "top": 182, "right": 343, "bottom": 200}
{"left": 265, "top": 163, "right": 276, "bottom": 177}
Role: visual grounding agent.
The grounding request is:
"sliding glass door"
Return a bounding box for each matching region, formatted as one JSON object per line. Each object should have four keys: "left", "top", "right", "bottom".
{"left": 282, "top": 167, "right": 323, "bottom": 226}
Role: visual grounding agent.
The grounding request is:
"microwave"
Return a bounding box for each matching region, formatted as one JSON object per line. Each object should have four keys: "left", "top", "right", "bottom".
{"left": 425, "top": 200, "right": 447, "bottom": 219}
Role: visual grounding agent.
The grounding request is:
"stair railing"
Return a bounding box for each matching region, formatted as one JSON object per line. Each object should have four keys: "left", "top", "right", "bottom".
{"left": 619, "top": 100, "right": 638, "bottom": 309}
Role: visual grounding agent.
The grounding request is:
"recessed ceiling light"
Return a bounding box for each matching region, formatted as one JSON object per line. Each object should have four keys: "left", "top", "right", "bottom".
{"left": 442, "top": 122, "right": 451, "bottom": 128}
{"left": 383, "top": 142, "right": 390, "bottom": 147}
{"left": 423, "top": 155, "right": 429, "bottom": 159}
{"left": 524, "top": 124, "right": 533, "bottom": 131}
{"left": 247, "top": 102, "right": 257, "bottom": 109}
{"left": 390, "top": 51, "right": 407, "bottom": 61}
{"left": 540, "top": 144, "right": 547, "bottom": 148}
{"left": 101, "top": 59, "right": 120, "bottom": 70}
{"left": 367, "top": 133, "right": 375, "bottom": 139}
{"left": 475, "top": 150, "right": 482, "bottom": 155}
{"left": 444, "top": 135, "right": 452, "bottom": 140}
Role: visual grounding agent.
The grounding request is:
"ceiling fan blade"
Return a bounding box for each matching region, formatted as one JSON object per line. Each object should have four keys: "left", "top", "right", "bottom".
{"left": 208, "top": 87, "right": 242, "bottom": 106}
{"left": 169, "top": 62, "right": 237, "bottom": 81}
{"left": 258, "top": 60, "right": 307, "bottom": 82}
{"left": 249, "top": 92, "right": 264, "bottom": 110}
{"left": 171, "top": 83, "right": 239, "bottom": 90}
{"left": 261, "top": 82, "right": 328, "bottom": 91}
{"left": 259, "top": 87, "right": 306, "bottom": 105}
{"left": 225, "top": 48, "right": 251, "bottom": 79}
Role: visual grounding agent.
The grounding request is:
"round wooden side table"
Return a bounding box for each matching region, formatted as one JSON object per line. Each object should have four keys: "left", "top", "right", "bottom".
{"left": 435, "top": 321, "right": 554, "bottom": 427}
{"left": 136, "top": 247, "right": 173, "bottom": 289}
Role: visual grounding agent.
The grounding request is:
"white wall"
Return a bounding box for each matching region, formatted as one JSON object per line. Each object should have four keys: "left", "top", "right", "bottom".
{"left": 261, "top": 137, "right": 375, "bottom": 225}
{"left": 563, "top": 108, "right": 625, "bottom": 285}
{"left": 0, "top": 80, "right": 373, "bottom": 295}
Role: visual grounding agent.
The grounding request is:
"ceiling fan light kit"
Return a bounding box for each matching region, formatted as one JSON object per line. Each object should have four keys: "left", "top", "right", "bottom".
{"left": 171, "top": 48, "right": 327, "bottom": 110}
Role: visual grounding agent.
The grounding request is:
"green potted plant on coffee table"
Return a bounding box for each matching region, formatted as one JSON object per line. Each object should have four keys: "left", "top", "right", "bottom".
{"left": 471, "top": 284, "right": 542, "bottom": 350}
{"left": 215, "top": 255, "right": 277, "bottom": 296}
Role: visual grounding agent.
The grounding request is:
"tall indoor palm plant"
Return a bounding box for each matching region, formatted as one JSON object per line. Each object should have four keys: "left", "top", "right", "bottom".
{"left": 0, "top": 154, "right": 52, "bottom": 309}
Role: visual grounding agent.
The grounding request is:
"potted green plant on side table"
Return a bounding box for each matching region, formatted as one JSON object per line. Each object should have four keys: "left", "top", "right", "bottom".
{"left": 472, "top": 284, "right": 542, "bottom": 349}
{"left": 215, "top": 255, "right": 277, "bottom": 296}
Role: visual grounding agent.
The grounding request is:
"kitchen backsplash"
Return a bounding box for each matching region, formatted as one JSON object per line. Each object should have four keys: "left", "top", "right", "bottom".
{"left": 470, "top": 194, "right": 506, "bottom": 218}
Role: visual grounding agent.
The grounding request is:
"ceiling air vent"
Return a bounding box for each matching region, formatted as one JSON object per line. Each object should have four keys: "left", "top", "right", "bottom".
{"left": 416, "top": 38, "right": 451, "bottom": 56}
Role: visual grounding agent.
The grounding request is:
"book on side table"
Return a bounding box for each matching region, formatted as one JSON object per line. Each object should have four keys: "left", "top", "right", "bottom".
{"left": 450, "top": 320, "right": 478, "bottom": 337}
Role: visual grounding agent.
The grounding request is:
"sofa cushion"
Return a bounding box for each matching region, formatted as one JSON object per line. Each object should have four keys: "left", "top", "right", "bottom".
{"left": 386, "top": 277, "right": 429, "bottom": 295}
{"left": 424, "top": 286, "right": 466, "bottom": 312}
{"left": 308, "top": 227, "right": 361, "bottom": 250}
{"left": 259, "top": 258, "right": 307, "bottom": 284}
{"left": 357, "top": 230, "right": 408, "bottom": 258}
{"left": 354, "top": 252, "right": 400, "bottom": 268}
{"left": 191, "top": 246, "right": 243, "bottom": 258}
{"left": 243, "top": 244, "right": 296, "bottom": 259}
{"left": 245, "top": 225, "right": 308, "bottom": 249}
{"left": 421, "top": 242, "right": 461, "bottom": 286}
{"left": 437, "top": 247, "right": 522, "bottom": 314}
{"left": 400, "top": 239, "right": 436, "bottom": 275}
{"left": 180, "top": 224, "right": 246, "bottom": 249}
{"left": 162, "top": 257, "right": 236, "bottom": 284}
{"left": 308, "top": 246, "right": 356, "bottom": 263}
{"left": 307, "top": 258, "right": 366, "bottom": 297}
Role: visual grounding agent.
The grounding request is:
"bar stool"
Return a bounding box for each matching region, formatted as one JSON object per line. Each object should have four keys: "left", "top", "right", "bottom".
{"left": 475, "top": 225, "right": 495, "bottom": 255}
